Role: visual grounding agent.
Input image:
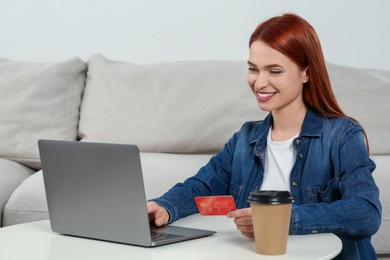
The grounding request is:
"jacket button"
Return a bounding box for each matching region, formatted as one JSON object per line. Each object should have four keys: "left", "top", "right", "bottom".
{"left": 312, "top": 229, "right": 318, "bottom": 234}
{"left": 299, "top": 153, "right": 303, "bottom": 159}
{"left": 292, "top": 181, "right": 298, "bottom": 187}
{"left": 295, "top": 139, "right": 300, "bottom": 145}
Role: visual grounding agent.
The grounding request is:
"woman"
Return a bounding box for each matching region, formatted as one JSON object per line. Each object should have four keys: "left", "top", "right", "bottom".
{"left": 147, "top": 13, "right": 381, "bottom": 259}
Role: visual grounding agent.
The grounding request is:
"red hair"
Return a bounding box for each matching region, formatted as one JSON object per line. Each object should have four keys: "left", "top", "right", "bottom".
{"left": 249, "top": 13, "right": 345, "bottom": 118}
{"left": 249, "top": 13, "right": 370, "bottom": 151}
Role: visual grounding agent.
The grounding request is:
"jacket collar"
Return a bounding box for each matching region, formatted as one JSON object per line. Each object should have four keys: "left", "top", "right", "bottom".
{"left": 249, "top": 113, "right": 272, "bottom": 145}
{"left": 249, "top": 108, "right": 324, "bottom": 145}
{"left": 300, "top": 108, "right": 324, "bottom": 138}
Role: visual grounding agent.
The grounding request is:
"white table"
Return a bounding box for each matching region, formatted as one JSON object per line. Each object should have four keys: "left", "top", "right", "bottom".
{"left": 0, "top": 214, "right": 342, "bottom": 260}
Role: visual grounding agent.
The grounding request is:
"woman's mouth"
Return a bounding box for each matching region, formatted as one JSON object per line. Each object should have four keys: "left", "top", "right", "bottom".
{"left": 256, "top": 91, "right": 276, "bottom": 102}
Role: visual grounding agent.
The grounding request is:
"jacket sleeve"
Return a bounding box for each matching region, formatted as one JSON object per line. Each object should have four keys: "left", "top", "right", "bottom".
{"left": 150, "top": 131, "right": 240, "bottom": 223}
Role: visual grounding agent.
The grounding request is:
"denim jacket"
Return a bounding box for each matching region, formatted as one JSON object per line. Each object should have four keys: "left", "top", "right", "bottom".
{"left": 152, "top": 109, "right": 382, "bottom": 259}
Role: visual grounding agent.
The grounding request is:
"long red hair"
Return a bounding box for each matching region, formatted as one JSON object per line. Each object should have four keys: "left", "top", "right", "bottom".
{"left": 249, "top": 13, "right": 370, "bottom": 150}
{"left": 249, "top": 13, "right": 345, "bottom": 118}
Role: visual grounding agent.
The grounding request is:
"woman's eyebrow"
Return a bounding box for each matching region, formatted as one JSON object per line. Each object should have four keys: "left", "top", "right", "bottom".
{"left": 247, "top": 61, "right": 257, "bottom": 67}
{"left": 264, "top": 64, "right": 284, "bottom": 69}
{"left": 247, "top": 61, "right": 284, "bottom": 69}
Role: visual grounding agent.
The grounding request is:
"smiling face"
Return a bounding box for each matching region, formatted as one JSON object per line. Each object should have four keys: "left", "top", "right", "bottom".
{"left": 247, "top": 40, "right": 309, "bottom": 115}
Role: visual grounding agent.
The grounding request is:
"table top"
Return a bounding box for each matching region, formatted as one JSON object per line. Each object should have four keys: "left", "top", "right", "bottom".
{"left": 0, "top": 214, "right": 342, "bottom": 260}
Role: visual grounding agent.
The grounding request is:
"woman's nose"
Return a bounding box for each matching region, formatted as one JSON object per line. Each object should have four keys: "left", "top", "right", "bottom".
{"left": 254, "top": 72, "right": 268, "bottom": 88}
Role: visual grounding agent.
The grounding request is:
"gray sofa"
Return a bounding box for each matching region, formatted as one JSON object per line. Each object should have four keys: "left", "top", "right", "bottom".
{"left": 0, "top": 54, "right": 389, "bottom": 257}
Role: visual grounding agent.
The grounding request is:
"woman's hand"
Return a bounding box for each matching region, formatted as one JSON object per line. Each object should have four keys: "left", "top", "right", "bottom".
{"left": 147, "top": 201, "right": 169, "bottom": 227}
{"left": 227, "top": 208, "right": 254, "bottom": 238}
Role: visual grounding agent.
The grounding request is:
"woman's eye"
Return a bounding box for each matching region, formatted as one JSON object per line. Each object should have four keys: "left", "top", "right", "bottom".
{"left": 248, "top": 67, "right": 258, "bottom": 73}
{"left": 270, "top": 70, "right": 282, "bottom": 75}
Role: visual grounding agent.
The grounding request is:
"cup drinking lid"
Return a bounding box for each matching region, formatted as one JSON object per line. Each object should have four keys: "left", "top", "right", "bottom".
{"left": 248, "top": 190, "right": 293, "bottom": 204}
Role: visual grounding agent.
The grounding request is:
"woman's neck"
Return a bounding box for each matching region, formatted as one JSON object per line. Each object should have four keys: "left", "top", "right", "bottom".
{"left": 270, "top": 105, "right": 307, "bottom": 141}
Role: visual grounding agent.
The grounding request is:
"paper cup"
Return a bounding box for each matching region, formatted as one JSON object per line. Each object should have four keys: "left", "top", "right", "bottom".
{"left": 248, "top": 190, "right": 293, "bottom": 255}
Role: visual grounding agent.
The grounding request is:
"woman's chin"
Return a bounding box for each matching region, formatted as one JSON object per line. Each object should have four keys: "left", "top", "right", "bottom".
{"left": 257, "top": 103, "right": 271, "bottom": 112}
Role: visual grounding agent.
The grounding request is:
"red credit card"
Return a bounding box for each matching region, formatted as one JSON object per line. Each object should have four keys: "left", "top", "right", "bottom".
{"left": 195, "top": 196, "right": 236, "bottom": 216}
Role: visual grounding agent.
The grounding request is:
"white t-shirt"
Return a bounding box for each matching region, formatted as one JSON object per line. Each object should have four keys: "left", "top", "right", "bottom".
{"left": 260, "top": 129, "right": 298, "bottom": 192}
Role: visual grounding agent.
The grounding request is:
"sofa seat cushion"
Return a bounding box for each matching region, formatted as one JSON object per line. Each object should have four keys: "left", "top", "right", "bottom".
{"left": 140, "top": 152, "right": 213, "bottom": 199}
{"left": 0, "top": 57, "right": 87, "bottom": 169}
{"left": 3, "top": 152, "right": 213, "bottom": 226}
{"left": 0, "top": 158, "right": 34, "bottom": 226}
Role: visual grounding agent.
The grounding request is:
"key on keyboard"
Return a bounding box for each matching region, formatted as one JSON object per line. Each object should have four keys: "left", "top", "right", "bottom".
{"left": 151, "top": 231, "right": 184, "bottom": 241}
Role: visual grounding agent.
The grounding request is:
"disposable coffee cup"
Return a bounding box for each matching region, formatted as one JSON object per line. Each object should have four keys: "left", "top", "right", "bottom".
{"left": 248, "top": 190, "right": 293, "bottom": 255}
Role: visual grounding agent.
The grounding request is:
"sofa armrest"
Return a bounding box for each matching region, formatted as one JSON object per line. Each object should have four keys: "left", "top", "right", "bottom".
{"left": 0, "top": 158, "right": 35, "bottom": 226}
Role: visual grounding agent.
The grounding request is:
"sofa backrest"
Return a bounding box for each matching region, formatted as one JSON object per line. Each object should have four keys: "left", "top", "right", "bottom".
{"left": 328, "top": 63, "right": 390, "bottom": 155}
{"left": 0, "top": 55, "right": 389, "bottom": 169}
{"left": 79, "top": 54, "right": 390, "bottom": 155}
{"left": 78, "top": 54, "right": 265, "bottom": 154}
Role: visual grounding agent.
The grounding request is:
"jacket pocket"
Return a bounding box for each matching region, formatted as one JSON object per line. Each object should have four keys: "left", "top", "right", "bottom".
{"left": 307, "top": 177, "right": 341, "bottom": 203}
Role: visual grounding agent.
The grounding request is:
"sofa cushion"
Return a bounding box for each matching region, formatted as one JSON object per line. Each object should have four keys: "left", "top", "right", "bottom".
{"left": 140, "top": 152, "right": 213, "bottom": 199}
{"left": 80, "top": 55, "right": 390, "bottom": 156}
{"left": 0, "top": 158, "right": 34, "bottom": 226}
{"left": 79, "top": 54, "right": 264, "bottom": 153}
{"left": 0, "top": 57, "right": 87, "bottom": 169}
{"left": 328, "top": 63, "right": 390, "bottom": 155}
{"left": 2, "top": 152, "right": 212, "bottom": 226}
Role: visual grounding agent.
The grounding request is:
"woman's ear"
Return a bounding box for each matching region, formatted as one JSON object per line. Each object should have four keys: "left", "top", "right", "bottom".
{"left": 303, "top": 67, "right": 309, "bottom": 83}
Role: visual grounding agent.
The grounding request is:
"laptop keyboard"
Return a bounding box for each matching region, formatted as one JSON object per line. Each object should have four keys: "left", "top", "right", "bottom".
{"left": 151, "top": 231, "right": 184, "bottom": 241}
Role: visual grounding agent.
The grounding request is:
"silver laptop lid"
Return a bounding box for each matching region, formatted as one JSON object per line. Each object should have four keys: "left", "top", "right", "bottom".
{"left": 39, "top": 140, "right": 153, "bottom": 246}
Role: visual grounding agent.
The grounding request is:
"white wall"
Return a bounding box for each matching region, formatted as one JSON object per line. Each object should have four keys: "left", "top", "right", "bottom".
{"left": 1, "top": 0, "right": 389, "bottom": 70}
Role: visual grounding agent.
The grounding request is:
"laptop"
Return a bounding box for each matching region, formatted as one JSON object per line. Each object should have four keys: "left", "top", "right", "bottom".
{"left": 38, "top": 139, "right": 215, "bottom": 247}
